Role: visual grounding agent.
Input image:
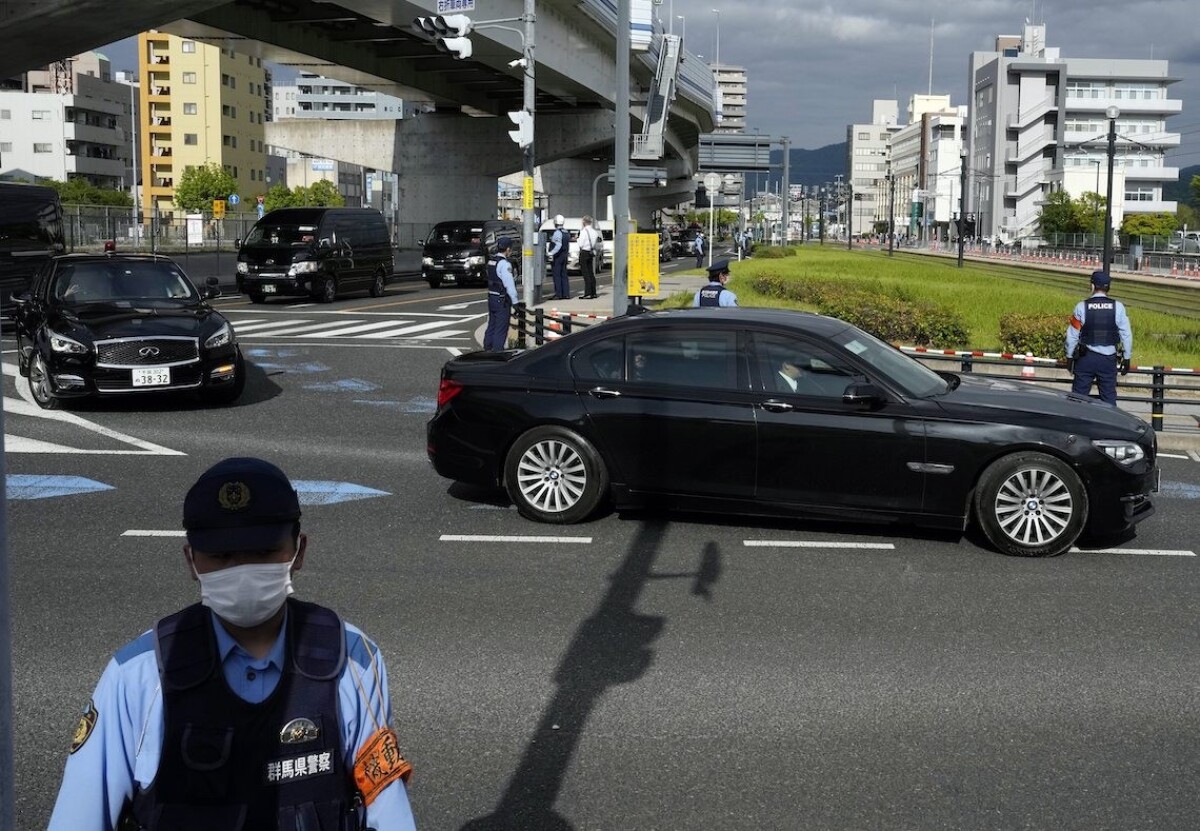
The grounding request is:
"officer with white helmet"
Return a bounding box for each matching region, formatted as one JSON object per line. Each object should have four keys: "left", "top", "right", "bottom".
{"left": 547, "top": 214, "right": 569, "bottom": 300}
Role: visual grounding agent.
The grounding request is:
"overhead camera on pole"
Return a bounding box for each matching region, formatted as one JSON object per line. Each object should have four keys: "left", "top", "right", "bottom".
{"left": 412, "top": 14, "right": 474, "bottom": 59}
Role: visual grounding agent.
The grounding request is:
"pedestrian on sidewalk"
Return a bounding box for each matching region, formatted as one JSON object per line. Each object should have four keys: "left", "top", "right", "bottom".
{"left": 47, "top": 457, "right": 417, "bottom": 831}
{"left": 578, "top": 215, "right": 600, "bottom": 299}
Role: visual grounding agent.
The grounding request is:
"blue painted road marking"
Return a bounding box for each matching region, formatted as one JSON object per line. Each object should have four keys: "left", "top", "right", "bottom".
{"left": 292, "top": 480, "right": 391, "bottom": 505}
{"left": 6, "top": 474, "right": 114, "bottom": 500}
{"left": 303, "top": 378, "right": 380, "bottom": 392}
{"left": 352, "top": 396, "right": 437, "bottom": 413}
{"left": 1158, "top": 480, "right": 1200, "bottom": 500}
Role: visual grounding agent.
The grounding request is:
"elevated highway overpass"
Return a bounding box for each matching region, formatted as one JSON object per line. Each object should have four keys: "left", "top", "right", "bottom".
{"left": 0, "top": 0, "right": 716, "bottom": 229}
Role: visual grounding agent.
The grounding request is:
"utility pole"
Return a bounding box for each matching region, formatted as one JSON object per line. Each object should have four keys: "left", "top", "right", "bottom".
{"left": 1101, "top": 105, "right": 1120, "bottom": 273}
{"left": 847, "top": 184, "right": 853, "bottom": 251}
{"left": 957, "top": 149, "right": 967, "bottom": 268}
{"left": 613, "top": 0, "right": 630, "bottom": 315}
{"left": 887, "top": 167, "right": 895, "bottom": 257}
{"left": 781, "top": 136, "right": 790, "bottom": 244}
{"left": 521, "top": 0, "right": 537, "bottom": 306}
{"left": 818, "top": 186, "right": 825, "bottom": 245}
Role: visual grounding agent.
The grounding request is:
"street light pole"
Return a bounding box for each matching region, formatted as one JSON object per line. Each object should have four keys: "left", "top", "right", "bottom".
{"left": 1101, "top": 105, "right": 1120, "bottom": 273}
{"left": 957, "top": 149, "right": 967, "bottom": 268}
{"left": 847, "top": 185, "right": 853, "bottom": 251}
{"left": 887, "top": 167, "right": 895, "bottom": 257}
{"left": 520, "top": 0, "right": 537, "bottom": 307}
{"left": 781, "top": 135, "right": 789, "bottom": 243}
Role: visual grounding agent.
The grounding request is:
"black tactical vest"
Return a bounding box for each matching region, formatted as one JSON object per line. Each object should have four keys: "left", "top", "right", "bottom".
{"left": 698, "top": 282, "right": 726, "bottom": 307}
{"left": 487, "top": 254, "right": 506, "bottom": 296}
{"left": 121, "top": 600, "right": 361, "bottom": 831}
{"left": 1080, "top": 296, "right": 1119, "bottom": 348}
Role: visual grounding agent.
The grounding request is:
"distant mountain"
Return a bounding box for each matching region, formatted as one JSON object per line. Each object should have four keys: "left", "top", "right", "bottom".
{"left": 760, "top": 142, "right": 847, "bottom": 189}
{"left": 1164, "top": 164, "right": 1198, "bottom": 208}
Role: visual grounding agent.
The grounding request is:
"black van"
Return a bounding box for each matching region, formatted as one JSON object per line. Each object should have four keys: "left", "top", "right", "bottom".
{"left": 421, "top": 219, "right": 522, "bottom": 288}
{"left": 0, "top": 183, "right": 65, "bottom": 312}
{"left": 235, "top": 207, "right": 393, "bottom": 303}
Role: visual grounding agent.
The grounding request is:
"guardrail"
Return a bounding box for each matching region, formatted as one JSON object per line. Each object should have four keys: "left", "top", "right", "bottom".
{"left": 511, "top": 306, "right": 609, "bottom": 347}
{"left": 903, "top": 347, "right": 1200, "bottom": 435}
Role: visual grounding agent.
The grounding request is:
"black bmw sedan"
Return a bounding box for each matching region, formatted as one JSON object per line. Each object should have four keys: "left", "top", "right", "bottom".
{"left": 12, "top": 253, "right": 245, "bottom": 409}
{"left": 427, "top": 308, "right": 1159, "bottom": 557}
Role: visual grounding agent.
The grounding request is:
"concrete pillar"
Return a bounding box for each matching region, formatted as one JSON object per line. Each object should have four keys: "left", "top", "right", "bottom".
{"left": 540, "top": 158, "right": 611, "bottom": 220}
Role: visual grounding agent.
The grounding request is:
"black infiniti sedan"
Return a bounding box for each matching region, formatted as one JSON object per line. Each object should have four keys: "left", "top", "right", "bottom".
{"left": 427, "top": 308, "right": 1159, "bottom": 557}
{"left": 12, "top": 253, "right": 245, "bottom": 409}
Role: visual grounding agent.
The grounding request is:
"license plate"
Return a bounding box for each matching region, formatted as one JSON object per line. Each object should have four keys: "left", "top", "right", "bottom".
{"left": 132, "top": 367, "right": 171, "bottom": 387}
{"left": 262, "top": 284, "right": 277, "bottom": 293}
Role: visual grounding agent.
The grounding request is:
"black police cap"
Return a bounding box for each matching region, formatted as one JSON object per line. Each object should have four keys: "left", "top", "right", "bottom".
{"left": 183, "top": 457, "right": 301, "bottom": 553}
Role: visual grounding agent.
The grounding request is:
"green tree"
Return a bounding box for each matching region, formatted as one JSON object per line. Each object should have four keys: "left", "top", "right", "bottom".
{"left": 174, "top": 163, "right": 238, "bottom": 213}
{"left": 44, "top": 178, "right": 132, "bottom": 207}
{"left": 1037, "top": 190, "right": 1076, "bottom": 235}
{"left": 1121, "top": 212, "right": 1177, "bottom": 240}
{"left": 304, "top": 179, "right": 344, "bottom": 207}
{"left": 1190, "top": 174, "right": 1200, "bottom": 209}
{"left": 1073, "top": 192, "right": 1105, "bottom": 236}
{"left": 262, "top": 183, "right": 295, "bottom": 213}
{"left": 1177, "top": 203, "right": 1199, "bottom": 231}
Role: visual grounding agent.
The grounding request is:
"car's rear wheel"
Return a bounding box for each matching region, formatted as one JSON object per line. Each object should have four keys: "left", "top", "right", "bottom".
{"left": 427, "top": 276, "right": 442, "bottom": 289}
{"left": 974, "top": 452, "right": 1087, "bottom": 557}
{"left": 28, "top": 352, "right": 61, "bottom": 410}
{"left": 248, "top": 292, "right": 266, "bottom": 304}
{"left": 369, "top": 268, "right": 387, "bottom": 298}
{"left": 313, "top": 275, "right": 337, "bottom": 303}
{"left": 505, "top": 426, "right": 608, "bottom": 524}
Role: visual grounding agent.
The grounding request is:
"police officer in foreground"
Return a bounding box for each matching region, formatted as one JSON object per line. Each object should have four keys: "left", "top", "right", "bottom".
{"left": 692, "top": 259, "right": 739, "bottom": 307}
{"left": 1065, "top": 269, "right": 1133, "bottom": 406}
{"left": 48, "top": 457, "right": 417, "bottom": 831}
{"left": 484, "top": 236, "right": 520, "bottom": 351}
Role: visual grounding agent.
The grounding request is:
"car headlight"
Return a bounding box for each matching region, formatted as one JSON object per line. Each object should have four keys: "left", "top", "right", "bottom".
{"left": 47, "top": 327, "right": 87, "bottom": 354}
{"left": 422, "top": 257, "right": 434, "bottom": 266}
{"left": 1093, "top": 439, "right": 1145, "bottom": 466}
{"left": 236, "top": 261, "right": 248, "bottom": 274}
{"left": 467, "top": 255, "right": 485, "bottom": 267}
{"left": 288, "top": 261, "right": 320, "bottom": 275}
{"left": 205, "top": 323, "right": 233, "bottom": 349}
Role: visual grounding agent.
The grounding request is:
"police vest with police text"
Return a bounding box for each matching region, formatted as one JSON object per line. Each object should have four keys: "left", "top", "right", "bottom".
{"left": 122, "top": 599, "right": 358, "bottom": 831}
{"left": 698, "top": 282, "right": 726, "bottom": 307}
{"left": 1080, "top": 296, "right": 1119, "bottom": 349}
{"left": 487, "top": 254, "right": 507, "bottom": 299}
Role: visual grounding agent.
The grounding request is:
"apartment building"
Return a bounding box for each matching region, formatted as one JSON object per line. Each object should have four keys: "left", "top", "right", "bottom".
{"left": 711, "top": 64, "right": 746, "bottom": 133}
{"left": 137, "top": 32, "right": 267, "bottom": 218}
{"left": 272, "top": 73, "right": 404, "bottom": 120}
{"left": 886, "top": 95, "right": 968, "bottom": 241}
{"left": 968, "top": 22, "right": 1180, "bottom": 243}
{"left": 0, "top": 51, "right": 130, "bottom": 189}
{"left": 846, "top": 100, "right": 900, "bottom": 233}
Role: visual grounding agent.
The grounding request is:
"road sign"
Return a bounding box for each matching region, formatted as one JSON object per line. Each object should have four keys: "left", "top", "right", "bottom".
{"left": 697, "top": 134, "right": 773, "bottom": 173}
{"left": 628, "top": 233, "right": 660, "bottom": 298}
{"left": 212, "top": 199, "right": 226, "bottom": 219}
{"left": 523, "top": 176, "right": 534, "bottom": 210}
{"left": 256, "top": 203, "right": 265, "bottom": 219}
{"left": 437, "top": 0, "right": 475, "bottom": 11}
{"left": 228, "top": 193, "right": 240, "bottom": 206}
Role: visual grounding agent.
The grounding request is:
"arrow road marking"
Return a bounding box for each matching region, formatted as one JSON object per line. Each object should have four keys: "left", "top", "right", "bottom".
{"left": 7, "top": 474, "right": 114, "bottom": 500}
{"left": 291, "top": 480, "right": 391, "bottom": 505}
{"left": 438, "top": 299, "right": 489, "bottom": 311}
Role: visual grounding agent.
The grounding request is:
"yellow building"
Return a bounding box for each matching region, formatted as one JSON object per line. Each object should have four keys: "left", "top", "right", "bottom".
{"left": 137, "top": 32, "right": 266, "bottom": 219}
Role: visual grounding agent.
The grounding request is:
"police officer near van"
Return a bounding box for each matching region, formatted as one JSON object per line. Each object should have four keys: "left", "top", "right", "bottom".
{"left": 48, "top": 456, "right": 416, "bottom": 831}
{"left": 484, "top": 237, "right": 520, "bottom": 351}
{"left": 692, "top": 259, "right": 739, "bottom": 307}
{"left": 548, "top": 214, "right": 569, "bottom": 300}
{"left": 1065, "top": 269, "right": 1133, "bottom": 406}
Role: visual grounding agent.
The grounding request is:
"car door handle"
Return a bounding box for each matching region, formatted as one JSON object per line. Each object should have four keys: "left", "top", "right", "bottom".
{"left": 589, "top": 387, "right": 622, "bottom": 399}
{"left": 760, "top": 399, "right": 794, "bottom": 412}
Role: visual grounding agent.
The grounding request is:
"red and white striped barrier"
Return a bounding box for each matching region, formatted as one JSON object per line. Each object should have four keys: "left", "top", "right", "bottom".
{"left": 901, "top": 345, "right": 1200, "bottom": 374}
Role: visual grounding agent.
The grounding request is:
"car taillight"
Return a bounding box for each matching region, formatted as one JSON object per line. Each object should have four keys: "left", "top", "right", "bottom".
{"left": 437, "top": 379, "right": 464, "bottom": 408}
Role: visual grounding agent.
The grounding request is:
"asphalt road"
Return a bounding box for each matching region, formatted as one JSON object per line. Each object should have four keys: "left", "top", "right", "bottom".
{"left": 5, "top": 280, "right": 1200, "bottom": 830}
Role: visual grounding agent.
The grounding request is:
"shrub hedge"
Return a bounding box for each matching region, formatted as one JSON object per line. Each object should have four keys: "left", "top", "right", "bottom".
{"left": 998, "top": 314, "right": 1067, "bottom": 358}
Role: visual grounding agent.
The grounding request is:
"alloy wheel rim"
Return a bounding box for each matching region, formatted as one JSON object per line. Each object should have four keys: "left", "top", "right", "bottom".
{"left": 324, "top": 278, "right": 335, "bottom": 302}
{"left": 993, "top": 467, "right": 1073, "bottom": 547}
{"left": 516, "top": 439, "right": 587, "bottom": 514}
{"left": 30, "top": 355, "right": 51, "bottom": 403}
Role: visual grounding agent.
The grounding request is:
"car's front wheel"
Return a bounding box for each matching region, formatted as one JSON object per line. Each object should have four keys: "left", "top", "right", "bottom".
{"left": 369, "top": 268, "right": 387, "bottom": 298}
{"left": 504, "top": 426, "right": 608, "bottom": 524}
{"left": 974, "top": 452, "right": 1087, "bottom": 557}
{"left": 313, "top": 275, "right": 337, "bottom": 303}
{"left": 28, "top": 352, "right": 61, "bottom": 410}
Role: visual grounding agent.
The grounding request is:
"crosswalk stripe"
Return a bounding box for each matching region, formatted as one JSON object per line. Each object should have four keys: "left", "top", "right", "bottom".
{"left": 244, "top": 319, "right": 375, "bottom": 337}
{"left": 232, "top": 319, "right": 313, "bottom": 333}
{"left": 359, "top": 320, "right": 472, "bottom": 338}
{"left": 306, "top": 320, "right": 415, "bottom": 337}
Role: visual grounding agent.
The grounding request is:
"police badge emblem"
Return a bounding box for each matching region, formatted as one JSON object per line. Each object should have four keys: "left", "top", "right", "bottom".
{"left": 217, "top": 481, "right": 251, "bottom": 511}
{"left": 70, "top": 700, "right": 99, "bottom": 754}
{"left": 280, "top": 717, "right": 320, "bottom": 744}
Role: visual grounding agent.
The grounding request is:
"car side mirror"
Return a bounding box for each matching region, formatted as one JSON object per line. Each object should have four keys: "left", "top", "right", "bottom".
{"left": 233, "top": 238, "right": 241, "bottom": 250}
{"left": 318, "top": 237, "right": 333, "bottom": 250}
{"left": 842, "top": 382, "right": 884, "bottom": 406}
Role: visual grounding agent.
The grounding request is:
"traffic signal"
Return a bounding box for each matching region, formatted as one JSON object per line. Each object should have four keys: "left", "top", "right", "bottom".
{"left": 694, "top": 184, "right": 710, "bottom": 208}
{"left": 507, "top": 110, "right": 533, "bottom": 148}
{"left": 412, "top": 14, "right": 473, "bottom": 60}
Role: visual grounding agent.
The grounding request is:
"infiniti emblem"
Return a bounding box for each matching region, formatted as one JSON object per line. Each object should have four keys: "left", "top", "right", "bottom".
{"left": 138, "top": 346, "right": 160, "bottom": 358}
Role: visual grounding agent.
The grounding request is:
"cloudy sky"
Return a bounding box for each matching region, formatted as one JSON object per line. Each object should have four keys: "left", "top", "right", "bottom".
{"left": 670, "top": 0, "right": 1199, "bottom": 164}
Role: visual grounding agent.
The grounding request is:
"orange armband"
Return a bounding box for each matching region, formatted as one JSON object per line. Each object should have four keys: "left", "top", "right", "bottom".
{"left": 353, "top": 727, "right": 413, "bottom": 806}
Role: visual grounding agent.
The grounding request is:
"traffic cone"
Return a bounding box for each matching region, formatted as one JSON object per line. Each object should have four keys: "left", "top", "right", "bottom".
{"left": 1171, "top": 261, "right": 1179, "bottom": 277}
{"left": 1022, "top": 352, "right": 1036, "bottom": 379}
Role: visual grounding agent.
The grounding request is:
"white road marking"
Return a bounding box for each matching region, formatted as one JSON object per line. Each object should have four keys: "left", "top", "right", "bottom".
{"left": 3, "top": 363, "right": 184, "bottom": 456}
{"left": 230, "top": 319, "right": 314, "bottom": 334}
{"left": 1070, "top": 547, "right": 1195, "bottom": 557}
{"left": 1189, "top": 450, "right": 1200, "bottom": 462}
{"left": 360, "top": 320, "right": 472, "bottom": 338}
{"left": 439, "top": 534, "right": 593, "bottom": 544}
{"left": 1159, "top": 452, "right": 1189, "bottom": 460}
{"left": 243, "top": 319, "right": 375, "bottom": 338}
{"left": 123, "top": 530, "right": 186, "bottom": 537}
{"left": 438, "top": 299, "right": 489, "bottom": 311}
{"left": 743, "top": 540, "right": 896, "bottom": 550}
{"left": 307, "top": 320, "right": 416, "bottom": 338}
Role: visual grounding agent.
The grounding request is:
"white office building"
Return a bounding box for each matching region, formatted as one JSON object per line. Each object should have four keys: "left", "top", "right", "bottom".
{"left": 846, "top": 100, "right": 900, "bottom": 233}
{"left": 0, "top": 51, "right": 131, "bottom": 189}
{"left": 968, "top": 22, "right": 1181, "bottom": 243}
{"left": 886, "top": 95, "right": 968, "bottom": 242}
{"left": 272, "top": 73, "right": 404, "bottom": 120}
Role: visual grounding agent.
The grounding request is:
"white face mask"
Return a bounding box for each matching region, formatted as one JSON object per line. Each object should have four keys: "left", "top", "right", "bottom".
{"left": 193, "top": 552, "right": 298, "bottom": 628}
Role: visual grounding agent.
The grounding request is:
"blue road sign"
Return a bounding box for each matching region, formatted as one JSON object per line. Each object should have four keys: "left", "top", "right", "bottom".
{"left": 228, "top": 194, "right": 241, "bottom": 206}
{"left": 6, "top": 475, "right": 114, "bottom": 500}
{"left": 291, "top": 480, "right": 391, "bottom": 506}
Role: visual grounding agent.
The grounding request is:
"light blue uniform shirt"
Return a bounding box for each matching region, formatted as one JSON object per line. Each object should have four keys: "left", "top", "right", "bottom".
{"left": 49, "top": 609, "right": 417, "bottom": 831}
{"left": 496, "top": 257, "right": 518, "bottom": 304}
{"left": 1065, "top": 292, "right": 1133, "bottom": 358}
{"left": 692, "top": 281, "right": 739, "bottom": 307}
{"left": 547, "top": 228, "right": 564, "bottom": 258}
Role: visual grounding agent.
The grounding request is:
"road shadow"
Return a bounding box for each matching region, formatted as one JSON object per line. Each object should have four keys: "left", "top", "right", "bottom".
{"left": 459, "top": 521, "right": 721, "bottom": 830}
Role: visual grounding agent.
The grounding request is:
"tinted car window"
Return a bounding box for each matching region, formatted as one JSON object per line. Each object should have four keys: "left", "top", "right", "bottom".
{"left": 431, "top": 224, "right": 483, "bottom": 244}
{"left": 830, "top": 326, "right": 946, "bottom": 398}
{"left": 753, "top": 333, "right": 860, "bottom": 398}
{"left": 573, "top": 338, "right": 625, "bottom": 381}
{"left": 52, "top": 261, "right": 196, "bottom": 304}
{"left": 244, "top": 222, "right": 318, "bottom": 247}
{"left": 627, "top": 330, "right": 740, "bottom": 390}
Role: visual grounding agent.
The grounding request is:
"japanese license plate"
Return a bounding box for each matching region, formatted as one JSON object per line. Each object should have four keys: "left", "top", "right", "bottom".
{"left": 262, "top": 283, "right": 277, "bottom": 293}
{"left": 132, "top": 367, "right": 171, "bottom": 387}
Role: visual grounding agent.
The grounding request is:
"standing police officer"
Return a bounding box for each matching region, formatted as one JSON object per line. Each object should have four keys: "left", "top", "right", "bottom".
{"left": 692, "top": 230, "right": 706, "bottom": 269}
{"left": 48, "top": 457, "right": 417, "bottom": 831}
{"left": 692, "top": 259, "right": 739, "bottom": 307}
{"left": 484, "top": 237, "right": 520, "bottom": 351}
{"left": 548, "top": 214, "right": 569, "bottom": 300}
{"left": 1065, "top": 269, "right": 1133, "bottom": 406}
